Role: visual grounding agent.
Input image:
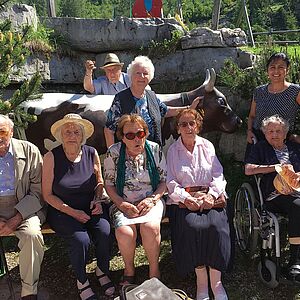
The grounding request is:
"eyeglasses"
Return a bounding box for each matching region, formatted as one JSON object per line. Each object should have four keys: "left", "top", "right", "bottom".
{"left": 178, "top": 120, "right": 197, "bottom": 128}
{"left": 124, "top": 130, "right": 146, "bottom": 140}
{"left": 62, "top": 130, "right": 82, "bottom": 137}
{"left": 0, "top": 130, "right": 10, "bottom": 137}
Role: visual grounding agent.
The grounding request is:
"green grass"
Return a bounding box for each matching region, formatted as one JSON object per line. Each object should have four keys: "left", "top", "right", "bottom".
{"left": 241, "top": 45, "right": 300, "bottom": 57}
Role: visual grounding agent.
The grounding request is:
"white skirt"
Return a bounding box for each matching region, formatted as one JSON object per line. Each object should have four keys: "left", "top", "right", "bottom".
{"left": 110, "top": 199, "right": 165, "bottom": 228}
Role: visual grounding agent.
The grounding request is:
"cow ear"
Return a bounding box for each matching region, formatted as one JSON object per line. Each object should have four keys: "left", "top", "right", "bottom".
{"left": 204, "top": 68, "right": 216, "bottom": 92}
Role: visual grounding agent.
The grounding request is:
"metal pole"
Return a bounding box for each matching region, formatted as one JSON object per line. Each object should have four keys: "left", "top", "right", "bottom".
{"left": 211, "top": 0, "right": 221, "bottom": 30}
{"left": 242, "top": 0, "right": 255, "bottom": 47}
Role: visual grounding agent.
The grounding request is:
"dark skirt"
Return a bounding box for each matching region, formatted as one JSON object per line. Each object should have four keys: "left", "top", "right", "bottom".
{"left": 168, "top": 204, "right": 231, "bottom": 276}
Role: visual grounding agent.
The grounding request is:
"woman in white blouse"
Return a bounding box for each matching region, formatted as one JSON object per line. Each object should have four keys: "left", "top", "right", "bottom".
{"left": 167, "top": 108, "right": 230, "bottom": 300}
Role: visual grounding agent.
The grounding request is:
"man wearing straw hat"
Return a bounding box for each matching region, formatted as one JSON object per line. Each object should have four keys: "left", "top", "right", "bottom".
{"left": 0, "top": 114, "right": 45, "bottom": 300}
{"left": 84, "top": 53, "right": 130, "bottom": 95}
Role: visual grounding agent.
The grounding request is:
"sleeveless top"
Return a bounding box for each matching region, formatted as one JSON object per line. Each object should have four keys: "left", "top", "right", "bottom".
{"left": 253, "top": 83, "right": 300, "bottom": 131}
{"left": 51, "top": 144, "right": 96, "bottom": 214}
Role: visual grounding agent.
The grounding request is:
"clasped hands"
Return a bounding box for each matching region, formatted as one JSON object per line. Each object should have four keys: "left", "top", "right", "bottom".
{"left": 119, "top": 197, "right": 155, "bottom": 218}
{"left": 71, "top": 199, "right": 102, "bottom": 224}
{"left": 184, "top": 192, "right": 216, "bottom": 212}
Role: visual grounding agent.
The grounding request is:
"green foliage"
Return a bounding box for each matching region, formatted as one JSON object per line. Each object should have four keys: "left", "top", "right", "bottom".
{"left": 141, "top": 29, "right": 184, "bottom": 59}
{"left": 0, "top": 1, "right": 41, "bottom": 131}
{"left": 218, "top": 46, "right": 300, "bottom": 100}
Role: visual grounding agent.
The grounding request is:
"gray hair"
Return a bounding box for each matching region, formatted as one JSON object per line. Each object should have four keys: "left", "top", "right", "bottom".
{"left": 261, "top": 115, "right": 290, "bottom": 134}
{"left": 58, "top": 123, "right": 87, "bottom": 146}
{"left": 0, "top": 114, "right": 14, "bottom": 129}
{"left": 127, "top": 56, "right": 155, "bottom": 82}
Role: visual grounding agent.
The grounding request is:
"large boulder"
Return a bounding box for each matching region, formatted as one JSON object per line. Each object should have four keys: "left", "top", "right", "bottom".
{"left": 0, "top": 4, "right": 38, "bottom": 30}
{"left": 41, "top": 16, "right": 184, "bottom": 53}
{"left": 220, "top": 28, "right": 247, "bottom": 47}
{"left": 181, "top": 27, "right": 225, "bottom": 49}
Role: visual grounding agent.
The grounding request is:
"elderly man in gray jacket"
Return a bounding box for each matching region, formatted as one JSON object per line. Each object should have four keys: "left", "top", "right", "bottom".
{"left": 0, "top": 114, "right": 45, "bottom": 300}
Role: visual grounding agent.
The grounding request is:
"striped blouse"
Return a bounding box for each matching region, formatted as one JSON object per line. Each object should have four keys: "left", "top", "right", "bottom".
{"left": 253, "top": 83, "right": 300, "bottom": 131}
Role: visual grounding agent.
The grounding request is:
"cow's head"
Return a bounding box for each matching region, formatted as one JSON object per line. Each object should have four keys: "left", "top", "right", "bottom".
{"left": 199, "top": 68, "right": 242, "bottom": 133}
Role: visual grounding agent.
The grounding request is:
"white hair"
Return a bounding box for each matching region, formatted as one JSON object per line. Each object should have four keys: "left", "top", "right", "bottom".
{"left": 261, "top": 115, "right": 290, "bottom": 134}
{"left": 0, "top": 114, "right": 14, "bottom": 129}
{"left": 127, "top": 56, "right": 155, "bottom": 81}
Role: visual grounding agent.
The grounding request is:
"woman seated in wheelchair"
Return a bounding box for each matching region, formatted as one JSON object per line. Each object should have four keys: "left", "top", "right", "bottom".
{"left": 166, "top": 109, "right": 230, "bottom": 300}
{"left": 245, "top": 114, "right": 300, "bottom": 283}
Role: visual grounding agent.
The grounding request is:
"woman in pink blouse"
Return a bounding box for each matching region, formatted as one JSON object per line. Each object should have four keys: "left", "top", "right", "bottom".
{"left": 166, "top": 109, "right": 230, "bottom": 300}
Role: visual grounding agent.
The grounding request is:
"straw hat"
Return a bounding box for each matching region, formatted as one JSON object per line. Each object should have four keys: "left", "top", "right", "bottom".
{"left": 51, "top": 113, "right": 94, "bottom": 143}
{"left": 100, "top": 53, "right": 124, "bottom": 69}
{"left": 273, "top": 165, "right": 300, "bottom": 195}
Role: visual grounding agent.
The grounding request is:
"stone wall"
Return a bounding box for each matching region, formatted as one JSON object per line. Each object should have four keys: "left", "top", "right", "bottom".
{"left": 1, "top": 4, "right": 252, "bottom": 160}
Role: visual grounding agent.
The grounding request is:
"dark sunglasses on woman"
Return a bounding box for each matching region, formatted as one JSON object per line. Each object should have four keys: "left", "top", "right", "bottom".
{"left": 124, "top": 130, "right": 146, "bottom": 140}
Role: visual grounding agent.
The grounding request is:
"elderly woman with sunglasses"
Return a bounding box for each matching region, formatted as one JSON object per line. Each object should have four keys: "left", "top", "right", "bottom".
{"left": 166, "top": 109, "right": 230, "bottom": 300}
{"left": 104, "top": 114, "right": 166, "bottom": 285}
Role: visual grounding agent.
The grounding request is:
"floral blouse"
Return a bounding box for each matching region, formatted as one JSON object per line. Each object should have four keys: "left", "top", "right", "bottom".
{"left": 104, "top": 140, "right": 166, "bottom": 203}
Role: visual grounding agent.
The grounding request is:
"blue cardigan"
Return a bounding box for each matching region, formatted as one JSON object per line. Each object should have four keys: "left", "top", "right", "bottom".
{"left": 245, "top": 140, "right": 300, "bottom": 199}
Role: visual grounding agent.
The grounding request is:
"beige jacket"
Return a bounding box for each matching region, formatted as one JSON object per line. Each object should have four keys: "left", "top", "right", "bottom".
{"left": 11, "top": 138, "right": 46, "bottom": 221}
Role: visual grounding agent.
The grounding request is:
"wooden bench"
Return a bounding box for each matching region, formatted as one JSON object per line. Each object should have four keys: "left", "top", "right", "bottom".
{"left": 0, "top": 223, "right": 55, "bottom": 300}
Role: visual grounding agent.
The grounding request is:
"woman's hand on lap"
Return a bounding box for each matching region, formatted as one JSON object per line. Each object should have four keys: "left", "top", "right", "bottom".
{"left": 71, "top": 209, "right": 91, "bottom": 223}
{"left": 119, "top": 202, "right": 140, "bottom": 218}
{"left": 90, "top": 200, "right": 103, "bottom": 215}
{"left": 136, "top": 198, "right": 155, "bottom": 216}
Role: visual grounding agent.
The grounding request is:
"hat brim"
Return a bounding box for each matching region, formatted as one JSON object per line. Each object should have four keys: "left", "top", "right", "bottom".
{"left": 274, "top": 165, "right": 300, "bottom": 192}
{"left": 50, "top": 118, "right": 94, "bottom": 144}
{"left": 100, "top": 62, "right": 124, "bottom": 69}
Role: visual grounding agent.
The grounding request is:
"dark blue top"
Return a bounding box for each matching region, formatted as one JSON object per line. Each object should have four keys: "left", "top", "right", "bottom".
{"left": 245, "top": 140, "right": 300, "bottom": 199}
{"left": 52, "top": 144, "right": 96, "bottom": 214}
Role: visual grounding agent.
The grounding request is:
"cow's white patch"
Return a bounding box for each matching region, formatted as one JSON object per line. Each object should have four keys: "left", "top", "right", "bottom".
{"left": 21, "top": 92, "right": 181, "bottom": 115}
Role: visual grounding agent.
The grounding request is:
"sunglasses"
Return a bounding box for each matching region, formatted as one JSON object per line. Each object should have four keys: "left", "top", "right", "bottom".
{"left": 178, "top": 120, "right": 196, "bottom": 128}
{"left": 124, "top": 130, "right": 146, "bottom": 140}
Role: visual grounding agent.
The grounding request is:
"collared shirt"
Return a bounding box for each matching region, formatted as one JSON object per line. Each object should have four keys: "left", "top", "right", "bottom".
{"left": 93, "top": 72, "right": 130, "bottom": 95}
{"left": 0, "top": 143, "right": 15, "bottom": 196}
{"left": 166, "top": 135, "right": 226, "bottom": 204}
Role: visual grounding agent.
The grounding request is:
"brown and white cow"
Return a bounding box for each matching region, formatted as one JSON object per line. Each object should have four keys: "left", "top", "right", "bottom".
{"left": 22, "top": 68, "right": 242, "bottom": 155}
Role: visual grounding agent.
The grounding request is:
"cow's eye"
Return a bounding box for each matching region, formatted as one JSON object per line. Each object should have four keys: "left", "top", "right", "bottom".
{"left": 217, "top": 98, "right": 226, "bottom": 105}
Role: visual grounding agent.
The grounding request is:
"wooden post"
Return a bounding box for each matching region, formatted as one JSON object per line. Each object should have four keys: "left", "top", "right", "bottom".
{"left": 211, "top": 0, "right": 221, "bottom": 30}
{"left": 242, "top": 0, "right": 255, "bottom": 47}
{"left": 177, "top": 0, "right": 183, "bottom": 20}
{"left": 47, "top": 0, "right": 56, "bottom": 17}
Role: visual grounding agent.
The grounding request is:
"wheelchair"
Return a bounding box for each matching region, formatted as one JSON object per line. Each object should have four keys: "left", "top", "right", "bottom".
{"left": 233, "top": 174, "right": 288, "bottom": 288}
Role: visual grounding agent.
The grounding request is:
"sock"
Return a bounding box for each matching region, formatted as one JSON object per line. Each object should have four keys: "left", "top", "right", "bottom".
{"left": 77, "top": 279, "right": 95, "bottom": 300}
{"left": 209, "top": 268, "right": 228, "bottom": 300}
{"left": 195, "top": 266, "right": 209, "bottom": 300}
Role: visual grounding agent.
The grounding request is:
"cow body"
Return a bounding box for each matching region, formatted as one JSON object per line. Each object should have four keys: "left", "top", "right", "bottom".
{"left": 22, "top": 69, "right": 242, "bottom": 155}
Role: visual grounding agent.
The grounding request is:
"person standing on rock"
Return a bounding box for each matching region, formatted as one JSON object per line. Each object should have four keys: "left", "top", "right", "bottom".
{"left": 84, "top": 53, "right": 130, "bottom": 95}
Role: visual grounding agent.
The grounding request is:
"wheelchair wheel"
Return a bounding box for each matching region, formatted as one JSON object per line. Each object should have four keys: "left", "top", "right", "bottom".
{"left": 234, "top": 183, "right": 259, "bottom": 256}
{"left": 258, "top": 259, "right": 279, "bottom": 288}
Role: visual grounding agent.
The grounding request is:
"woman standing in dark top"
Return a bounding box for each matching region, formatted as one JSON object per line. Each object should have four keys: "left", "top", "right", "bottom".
{"left": 42, "top": 114, "right": 114, "bottom": 300}
{"left": 247, "top": 53, "right": 300, "bottom": 144}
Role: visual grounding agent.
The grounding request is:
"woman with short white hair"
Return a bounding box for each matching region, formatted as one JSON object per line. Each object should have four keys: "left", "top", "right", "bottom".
{"left": 104, "top": 55, "right": 200, "bottom": 148}
{"left": 245, "top": 115, "right": 300, "bottom": 283}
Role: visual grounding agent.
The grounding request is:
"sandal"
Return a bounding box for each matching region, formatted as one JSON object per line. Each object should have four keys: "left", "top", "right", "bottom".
{"left": 78, "top": 285, "right": 98, "bottom": 300}
{"left": 287, "top": 264, "right": 300, "bottom": 283}
{"left": 96, "top": 273, "right": 115, "bottom": 296}
{"left": 119, "top": 275, "right": 135, "bottom": 286}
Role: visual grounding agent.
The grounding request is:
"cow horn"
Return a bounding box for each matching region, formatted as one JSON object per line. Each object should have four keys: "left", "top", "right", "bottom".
{"left": 204, "top": 68, "right": 216, "bottom": 92}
